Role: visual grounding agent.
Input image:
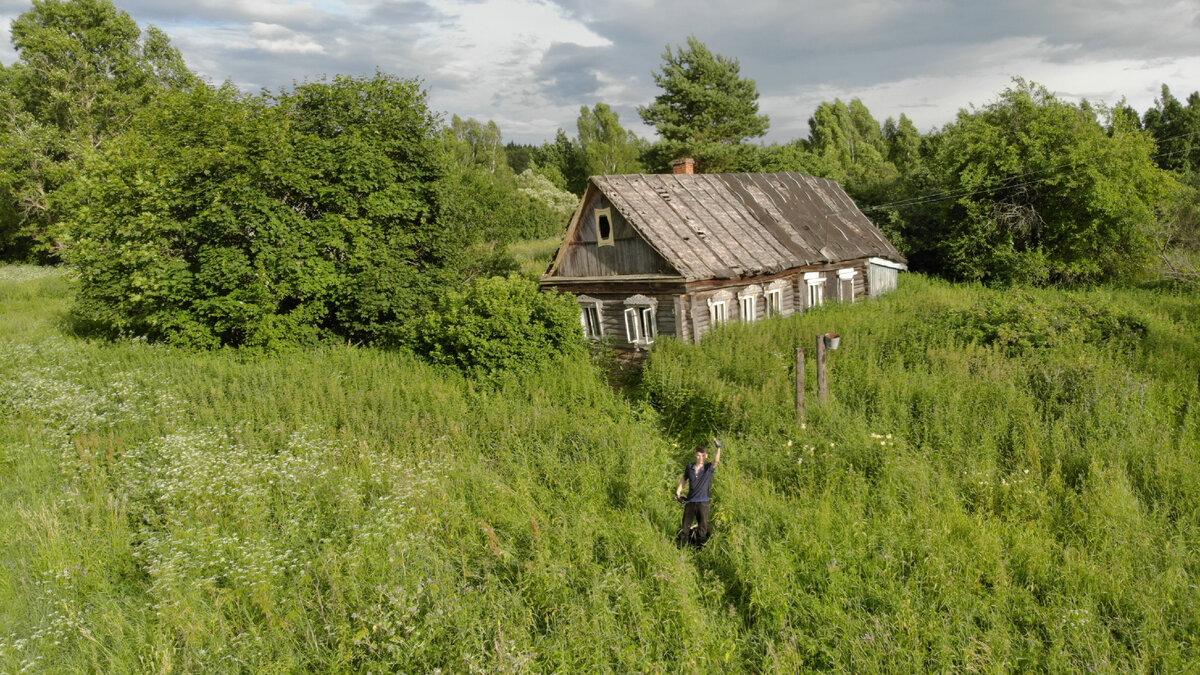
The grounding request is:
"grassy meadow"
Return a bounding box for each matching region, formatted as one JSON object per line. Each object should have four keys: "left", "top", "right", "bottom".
{"left": 1, "top": 263, "right": 1198, "bottom": 672}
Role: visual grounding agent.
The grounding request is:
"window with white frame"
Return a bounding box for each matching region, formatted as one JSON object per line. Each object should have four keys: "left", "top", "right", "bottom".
{"left": 595, "top": 207, "right": 614, "bottom": 247}
{"left": 765, "top": 280, "right": 788, "bottom": 317}
{"left": 622, "top": 295, "right": 656, "bottom": 346}
{"left": 707, "top": 290, "right": 732, "bottom": 332}
{"left": 837, "top": 267, "right": 857, "bottom": 303}
{"left": 740, "top": 294, "right": 756, "bottom": 322}
{"left": 804, "top": 272, "right": 825, "bottom": 309}
{"left": 737, "top": 285, "right": 761, "bottom": 323}
{"left": 578, "top": 297, "right": 603, "bottom": 340}
{"left": 765, "top": 289, "right": 783, "bottom": 317}
{"left": 710, "top": 300, "right": 727, "bottom": 326}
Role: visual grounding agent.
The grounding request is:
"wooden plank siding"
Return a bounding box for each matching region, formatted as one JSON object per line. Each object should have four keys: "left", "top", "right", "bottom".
{"left": 556, "top": 193, "right": 677, "bottom": 278}
{"left": 565, "top": 292, "right": 677, "bottom": 350}
{"left": 541, "top": 172, "right": 907, "bottom": 358}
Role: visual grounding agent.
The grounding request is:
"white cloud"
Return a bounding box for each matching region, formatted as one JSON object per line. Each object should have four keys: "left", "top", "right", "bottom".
{"left": 248, "top": 21, "right": 326, "bottom": 54}
{"left": 2, "top": 0, "right": 1200, "bottom": 143}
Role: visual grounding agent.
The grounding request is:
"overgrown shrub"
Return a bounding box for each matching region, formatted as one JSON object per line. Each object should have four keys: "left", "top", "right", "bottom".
{"left": 65, "top": 74, "right": 484, "bottom": 350}
{"left": 412, "top": 276, "right": 583, "bottom": 374}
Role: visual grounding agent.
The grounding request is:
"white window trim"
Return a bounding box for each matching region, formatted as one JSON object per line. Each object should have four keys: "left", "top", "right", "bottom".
{"left": 740, "top": 294, "right": 757, "bottom": 322}
{"left": 707, "top": 290, "right": 732, "bottom": 328}
{"left": 805, "top": 272, "right": 825, "bottom": 309}
{"left": 765, "top": 288, "right": 783, "bottom": 317}
{"left": 624, "top": 307, "right": 640, "bottom": 342}
{"left": 639, "top": 306, "right": 656, "bottom": 344}
{"left": 837, "top": 268, "right": 858, "bottom": 303}
{"left": 595, "top": 207, "right": 614, "bottom": 247}
{"left": 578, "top": 297, "right": 603, "bottom": 340}
{"left": 868, "top": 257, "right": 908, "bottom": 271}
{"left": 737, "top": 284, "right": 761, "bottom": 323}
{"left": 709, "top": 300, "right": 727, "bottom": 326}
{"left": 623, "top": 294, "right": 656, "bottom": 346}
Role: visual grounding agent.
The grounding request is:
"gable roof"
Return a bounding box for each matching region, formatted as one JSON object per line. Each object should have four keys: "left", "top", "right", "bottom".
{"left": 556, "top": 172, "right": 904, "bottom": 282}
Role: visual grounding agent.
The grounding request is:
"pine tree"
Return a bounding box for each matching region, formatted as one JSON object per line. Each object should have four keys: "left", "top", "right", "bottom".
{"left": 637, "top": 36, "right": 768, "bottom": 173}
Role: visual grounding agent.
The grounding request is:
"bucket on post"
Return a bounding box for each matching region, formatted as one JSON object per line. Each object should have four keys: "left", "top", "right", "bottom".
{"left": 823, "top": 333, "right": 841, "bottom": 350}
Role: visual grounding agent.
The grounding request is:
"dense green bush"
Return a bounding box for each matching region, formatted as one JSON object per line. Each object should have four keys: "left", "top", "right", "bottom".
{"left": 911, "top": 81, "right": 1181, "bottom": 285}
{"left": 65, "top": 74, "right": 485, "bottom": 349}
{"left": 412, "top": 275, "right": 584, "bottom": 374}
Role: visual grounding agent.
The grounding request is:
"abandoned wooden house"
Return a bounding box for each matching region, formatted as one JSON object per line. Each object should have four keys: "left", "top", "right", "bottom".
{"left": 539, "top": 161, "right": 907, "bottom": 352}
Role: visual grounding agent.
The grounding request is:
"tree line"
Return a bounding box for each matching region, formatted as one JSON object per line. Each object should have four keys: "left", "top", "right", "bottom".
{"left": 1, "top": 0, "right": 1197, "bottom": 358}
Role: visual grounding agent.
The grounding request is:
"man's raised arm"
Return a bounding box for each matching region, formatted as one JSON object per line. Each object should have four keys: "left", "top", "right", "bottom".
{"left": 713, "top": 437, "right": 723, "bottom": 466}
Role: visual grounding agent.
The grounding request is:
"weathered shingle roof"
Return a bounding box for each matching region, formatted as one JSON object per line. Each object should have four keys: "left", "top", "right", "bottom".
{"left": 592, "top": 172, "right": 904, "bottom": 281}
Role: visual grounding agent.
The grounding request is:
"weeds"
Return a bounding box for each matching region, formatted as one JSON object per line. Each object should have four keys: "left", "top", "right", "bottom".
{"left": 1, "top": 268, "right": 1199, "bottom": 671}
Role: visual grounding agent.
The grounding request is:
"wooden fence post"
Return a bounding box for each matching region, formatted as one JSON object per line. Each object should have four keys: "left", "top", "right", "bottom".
{"left": 817, "top": 334, "right": 828, "bottom": 405}
{"left": 795, "top": 347, "right": 806, "bottom": 423}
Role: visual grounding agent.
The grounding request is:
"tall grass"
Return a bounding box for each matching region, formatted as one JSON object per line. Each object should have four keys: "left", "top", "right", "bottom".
{"left": 507, "top": 236, "right": 562, "bottom": 279}
{"left": 1, "top": 267, "right": 1198, "bottom": 672}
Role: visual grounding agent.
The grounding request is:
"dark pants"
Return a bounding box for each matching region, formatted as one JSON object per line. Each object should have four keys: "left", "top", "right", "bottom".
{"left": 678, "top": 501, "right": 711, "bottom": 547}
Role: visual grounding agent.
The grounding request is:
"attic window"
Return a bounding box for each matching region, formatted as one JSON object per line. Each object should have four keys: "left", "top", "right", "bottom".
{"left": 595, "top": 208, "right": 614, "bottom": 247}
{"left": 654, "top": 187, "right": 671, "bottom": 201}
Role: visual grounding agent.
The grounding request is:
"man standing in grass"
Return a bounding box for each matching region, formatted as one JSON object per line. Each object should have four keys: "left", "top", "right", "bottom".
{"left": 676, "top": 437, "right": 722, "bottom": 547}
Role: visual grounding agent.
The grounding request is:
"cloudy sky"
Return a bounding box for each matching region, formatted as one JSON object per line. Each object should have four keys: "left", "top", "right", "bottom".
{"left": 2, "top": 0, "right": 1199, "bottom": 144}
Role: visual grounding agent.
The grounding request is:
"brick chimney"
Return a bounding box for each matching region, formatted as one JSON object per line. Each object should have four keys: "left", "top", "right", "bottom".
{"left": 671, "top": 157, "right": 695, "bottom": 175}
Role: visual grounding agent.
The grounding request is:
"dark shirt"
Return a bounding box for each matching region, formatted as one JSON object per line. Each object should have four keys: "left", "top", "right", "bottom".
{"left": 682, "top": 462, "right": 716, "bottom": 502}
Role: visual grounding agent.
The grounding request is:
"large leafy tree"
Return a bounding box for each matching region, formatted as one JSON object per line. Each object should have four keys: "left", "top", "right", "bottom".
{"left": 576, "top": 103, "right": 645, "bottom": 177}
{"left": 915, "top": 80, "right": 1180, "bottom": 284}
{"left": 638, "top": 36, "right": 768, "bottom": 173}
{"left": 806, "top": 98, "right": 897, "bottom": 200}
{"left": 0, "top": 0, "right": 195, "bottom": 260}
{"left": 65, "top": 74, "right": 467, "bottom": 349}
{"left": 883, "top": 114, "right": 923, "bottom": 175}
{"left": 444, "top": 115, "right": 511, "bottom": 176}
{"left": 1142, "top": 84, "right": 1200, "bottom": 175}
{"left": 440, "top": 116, "right": 571, "bottom": 244}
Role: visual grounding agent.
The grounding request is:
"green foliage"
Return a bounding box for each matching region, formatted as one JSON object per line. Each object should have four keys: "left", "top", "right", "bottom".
{"left": 413, "top": 275, "right": 584, "bottom": 374}
{"left": 440, "top": 117, "right": 572, "bottom": 243}
{"left": 515, "top": 168, "right": 578, "bottom": 220}
{"left": 438, "top": 163, "right": 567, "bottom": 247}
{"left": 807, "top": 99, "right": 895, "bottom": 186}
{"left": 444, "top": 114, "right": 511, "bottom": 176}
{"left": 4, "top": 268, "right": 1200, "bottom": 671}
{"left": 1142, "top": 84, "right": 1200, "bottom": 174}
{"left": 65, "top": 74, "right": 458, "bottom": 349}
{"left": 576, "top": 102, "right": 646, "bottom": 177}
{"left": 883, "top": 113, "right": 923, "bottom": 174}
{"left": 638, "top": 36, "right": 769, "bottom": 173}
{"left": 936, "top": 289, "right": 1149, "bottom": 356}
{"left": 914, "top": 80, "right": 1182, "bottom": 285}
{"left": 0, "top": 0, "right": 195, "bottom": 259}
